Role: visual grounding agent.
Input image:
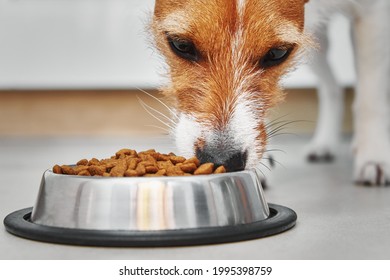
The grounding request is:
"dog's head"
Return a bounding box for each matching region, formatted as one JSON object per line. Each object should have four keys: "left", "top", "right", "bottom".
{"left": 152, "top": 0, "right": 309, "bottom": 171}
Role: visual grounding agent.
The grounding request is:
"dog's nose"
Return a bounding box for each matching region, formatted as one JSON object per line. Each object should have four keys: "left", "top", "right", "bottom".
{"left": 196, "top": 147, "right": 247, "bottom": 172}
{"left": 224, "top": 151, "right": 247, "bottom": 172}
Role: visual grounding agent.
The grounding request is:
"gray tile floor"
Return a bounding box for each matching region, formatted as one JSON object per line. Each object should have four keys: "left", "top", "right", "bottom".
{"left": 1, "top": 135, "right": 389, "bottom": 259}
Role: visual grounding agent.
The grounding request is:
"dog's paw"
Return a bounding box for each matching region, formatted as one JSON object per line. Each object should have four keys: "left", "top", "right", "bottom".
{"left": 354, "top": 150, "right": 390, "bottom": 186}
{"left": 304, "top": 143, "right": 335, "bottom": 163}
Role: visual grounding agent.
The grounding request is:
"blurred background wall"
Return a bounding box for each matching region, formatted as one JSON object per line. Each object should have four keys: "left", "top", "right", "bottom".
{"left": 0, "top": 0, "right": 356, "bottom": 136}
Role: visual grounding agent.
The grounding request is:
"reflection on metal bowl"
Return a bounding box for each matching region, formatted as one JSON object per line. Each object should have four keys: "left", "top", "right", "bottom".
{"left": 31, "top": 169, "right": 270, "bottom": 231}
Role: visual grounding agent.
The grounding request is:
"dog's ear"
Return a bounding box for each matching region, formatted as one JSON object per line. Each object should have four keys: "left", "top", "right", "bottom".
{"left": 304, "top": 0, "right": 310, "bottom": 3}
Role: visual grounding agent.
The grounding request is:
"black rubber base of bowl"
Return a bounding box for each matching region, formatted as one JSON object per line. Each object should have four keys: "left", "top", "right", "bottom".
{"left": 3, "top": 203, "right": 296, "bottom": 247}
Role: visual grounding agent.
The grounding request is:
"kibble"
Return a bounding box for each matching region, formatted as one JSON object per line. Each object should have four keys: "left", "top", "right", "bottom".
{"left": 52, "top": 148, "right": 227, "bottom": 177}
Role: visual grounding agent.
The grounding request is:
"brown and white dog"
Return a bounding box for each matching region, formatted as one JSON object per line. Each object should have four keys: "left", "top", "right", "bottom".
{"left": 151, "top": 0, "right": 390, "bottom": 185}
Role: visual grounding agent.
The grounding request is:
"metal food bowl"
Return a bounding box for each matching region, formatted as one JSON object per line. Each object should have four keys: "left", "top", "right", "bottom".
{"left": 4, "top": 168, "right": 297, "bottom": 247}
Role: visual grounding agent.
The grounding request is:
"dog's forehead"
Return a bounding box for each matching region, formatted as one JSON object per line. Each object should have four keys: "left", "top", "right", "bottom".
{"left": 154, "top": 0, "right": 305, "bottom": 49}
{"left": 154, "top": 0, "right": 305, "bottom": 28}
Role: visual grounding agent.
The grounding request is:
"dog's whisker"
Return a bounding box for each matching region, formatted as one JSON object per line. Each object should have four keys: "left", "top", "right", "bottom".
{"left": 262, "top": 157, "right": 286, "bottom": 169}
{"left": 254, "top": 166, "right": 266, "bottom": 180}
{"left": 145, "top": 124, "right": 171, "bottom": 133}
{"left": 265, "top": 120, "right": 290, "bottom": 130}
{"left": 135, "top": 87, "right": 179, "bottom": 120}
{"left": 137, "top": 98, "right": 176, "bottom": 130}
{"left": 263, "top": 148, "right": 287, "bottom": 154}
{"left": 267, "top": 123, "right": 292, "bottom": 135}
{"left": 258, "top": 161, "right": 272, "bottom": 172}
{"left": 266, "top": 119, "right": 309, "bottom": 131}
{"left": 267, "top": 123, "right": 303, "bottom": 138}
{"left": 267, "top": 120, "right": 311, "bottom": 139}
{"left": 266, "top": 120, "right": 303, "bottom": 135}
{"left": 264, "top": 114, "right": 292, "bottom": 129}
{"left": 137, "top": 96, "right": 175, "bottom": 124}
{"left": 137, "top": 96, "right": 177, "bottom": 127}
{"left": 267, "top": 132, "right": 299, "bottom": 140}
{"left": 267, "top": 127, "right": 290, "bottom": 137}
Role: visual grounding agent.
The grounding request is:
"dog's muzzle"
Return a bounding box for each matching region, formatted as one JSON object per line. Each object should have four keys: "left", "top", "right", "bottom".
{"left": 196, "top": 146, "right": 247, "bottom": 172}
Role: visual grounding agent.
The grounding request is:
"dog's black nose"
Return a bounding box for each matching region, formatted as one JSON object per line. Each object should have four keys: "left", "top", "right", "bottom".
{"left": 224, "top": 151, "right": 247, "bottom": 172}
{"left": 196, "top": 147, "right": 247, "bottom": 172}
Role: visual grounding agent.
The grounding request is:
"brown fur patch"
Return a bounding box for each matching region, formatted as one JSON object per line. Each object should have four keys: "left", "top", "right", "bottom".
{"left": 152, "top": 0, "right": 308, "bottom": 160}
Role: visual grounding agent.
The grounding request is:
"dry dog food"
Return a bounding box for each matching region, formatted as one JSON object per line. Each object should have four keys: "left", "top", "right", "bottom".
{"left": 53, "top": 148, "right": 226, "bottom": 177}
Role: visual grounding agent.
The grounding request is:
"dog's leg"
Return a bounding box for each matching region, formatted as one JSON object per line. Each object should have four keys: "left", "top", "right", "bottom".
{"left": 305, "top": 24, "right": 344, "bottom": 162}
{"left": 351, "top": 0, "right": 390, "bottom": 185}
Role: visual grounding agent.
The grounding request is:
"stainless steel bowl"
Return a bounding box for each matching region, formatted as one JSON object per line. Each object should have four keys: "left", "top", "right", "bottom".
{"left": 31, "top": 169, "right": 270, "bottom": 231}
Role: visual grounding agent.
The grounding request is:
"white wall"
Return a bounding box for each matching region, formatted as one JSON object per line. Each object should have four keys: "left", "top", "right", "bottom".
{"left": 0, "top": 0, "right": 355, "bottom": 89}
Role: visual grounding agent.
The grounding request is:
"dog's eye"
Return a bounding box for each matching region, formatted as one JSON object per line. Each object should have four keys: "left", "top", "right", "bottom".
{"left": 259, "top": 47, "right": 292, "bottom": 68}
{"left": 167, "top": 37, "right": 199, "bottom": 62}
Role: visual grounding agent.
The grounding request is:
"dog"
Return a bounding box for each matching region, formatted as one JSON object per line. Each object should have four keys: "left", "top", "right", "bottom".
{"left": 151, "top": 0, "right": 390, "bottom": 185}
{"left": 304, "top": 0, "right": 390, "bottom": 185}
